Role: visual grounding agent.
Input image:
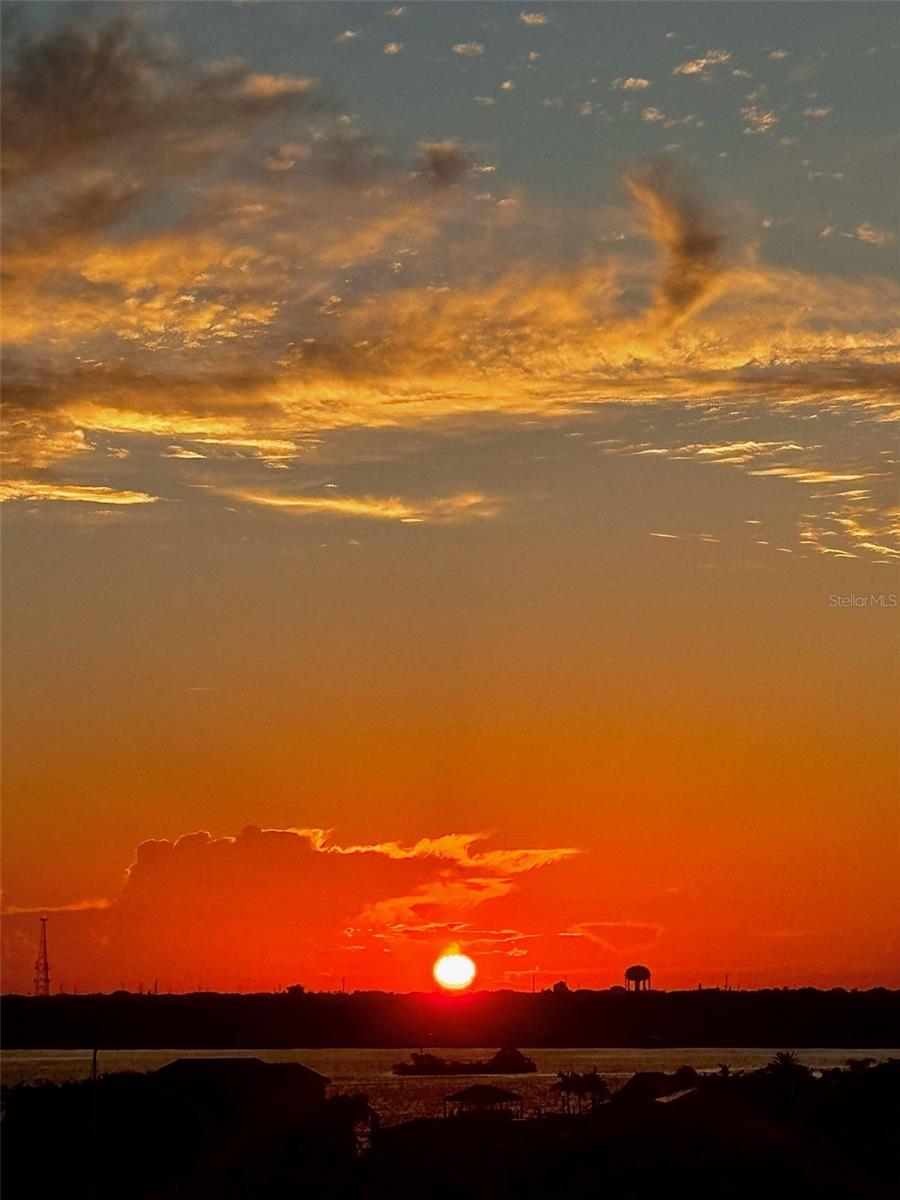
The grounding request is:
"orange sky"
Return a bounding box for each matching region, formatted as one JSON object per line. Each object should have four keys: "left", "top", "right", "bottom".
{"left": 2, "top": 4, "right": 898, "bottom": 995}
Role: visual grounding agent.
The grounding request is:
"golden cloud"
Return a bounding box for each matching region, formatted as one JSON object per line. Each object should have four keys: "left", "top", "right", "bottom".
{"left": 295, "top": 828, "right": 579, "bottom": 873}
{"left": 221, "top": 489, "right": 502, "bottom": 522}
{"left": 0, "top": 479, "right": 159, "bottom": 505}
{"left": 3, "top": 10, "right": 899, "bottom": 520}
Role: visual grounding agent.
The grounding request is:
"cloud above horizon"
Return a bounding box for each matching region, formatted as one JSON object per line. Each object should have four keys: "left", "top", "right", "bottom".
{"left": 0, "top": 825, "right": 580, "bottom": 991}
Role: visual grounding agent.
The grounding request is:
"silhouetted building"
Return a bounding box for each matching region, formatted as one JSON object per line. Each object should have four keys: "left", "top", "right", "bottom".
{"left": 443, "top": 1083, "right": 523, "bottom": 1119}
{"left": 625, "top": 964, "right": 652, "bottom": 992}
{"left": 154, "top": 1057, "right": 329, "bottom": 1132}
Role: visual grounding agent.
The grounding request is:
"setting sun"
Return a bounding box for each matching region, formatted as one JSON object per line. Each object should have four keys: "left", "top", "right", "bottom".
{"left": 433, "top": 953, "right": 476, "bottom": 991}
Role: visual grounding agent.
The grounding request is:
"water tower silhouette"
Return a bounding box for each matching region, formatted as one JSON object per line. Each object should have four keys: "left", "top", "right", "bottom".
{"left": 625, "top": 964, "right": 651, "bottom": 992}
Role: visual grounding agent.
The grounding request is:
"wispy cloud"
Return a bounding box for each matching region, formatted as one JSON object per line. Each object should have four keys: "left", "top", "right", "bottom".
{"left": 599, "top": 414, "right": 899, "bottom": 565}
{"left": 293, "top": 827, "right": 580, "bottom": 933}
{"left": 565, "top": 920, "right": 663, "bottom": 951}
{"left": 296, "top": 828, "right": 579, "bottom": 875}
{"left": 2, "top": 897, "right": 114, "bottom": 915}
{"left": 746, "top": 467, "right": 868, "bottom": 484}
{"left": 1, "top": 480, "right": 159, "bottom": 505}
{"left": 220, "top": 489, "right": 501, "bottom": 522}
{"left": 623, "top": 160, "right": 723, "bottom": 326}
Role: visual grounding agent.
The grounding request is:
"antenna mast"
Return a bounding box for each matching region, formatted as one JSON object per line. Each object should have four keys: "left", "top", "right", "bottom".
{"left": 34, "top": 916, "right": 51, "bottom": 996}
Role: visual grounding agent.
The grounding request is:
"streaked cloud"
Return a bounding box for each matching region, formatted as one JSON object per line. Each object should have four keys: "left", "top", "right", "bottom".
{"left": 296, "top": 828, "right": 579, "bottom": 875}
{"left": 452, "top": 42, "right": 485, "bottom": 56}
{"left": 598, "top": 412, "right": 899, "bottom": 565}
{"left": 240, "top": 73, "right": 315, "bottom": 99}
{"left": 221, "top": 488, "right": 501, "bottom": 523}
{"left": 3, "top": 897, "right": 114, "bottom": 915}
{"left": 747, "top": 466, "right": 868, "bottom": 484}
{"left": 304, "top": 826, "right": 580, "bottom": 932}
{"left": 0, "top": 479, "right": 159, "bottom": 505}
{"left": 565, "top": 921, "right": 663, "bottom": 951}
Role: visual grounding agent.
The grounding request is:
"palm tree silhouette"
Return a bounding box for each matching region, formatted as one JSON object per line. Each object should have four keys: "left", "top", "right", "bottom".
{"left": 550, "top": 1071, "right": 575, "bottom": 1113}
{"left": 766, "top": 1051, "right": 809, "bottom": 1078}
{"left": 550, "top": 1069, "right": 609, "bottom": 1113}
{"left": 582, "top": 1068, "right": 610, "bottom": 1110}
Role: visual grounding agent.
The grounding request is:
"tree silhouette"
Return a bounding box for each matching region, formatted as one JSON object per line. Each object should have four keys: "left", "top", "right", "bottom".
{"left": 550, "top": 1071, "right": 575, "bottom": 1113}
{"left": 550, "top": 1069, "right": 608, "bottom": 1113}
{"left": 582, "top": 1068, "right": 610, "bottom": 1111}
{"left": 845, "top": 1056, "right": 875, "bottom": 1074}
{"left": 765, "top": 1051, "right": 810, "bottom": 1078}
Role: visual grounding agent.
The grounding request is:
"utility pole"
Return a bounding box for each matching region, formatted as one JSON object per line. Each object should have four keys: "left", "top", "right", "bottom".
{"left": 89, "top": 1049, "right": 99, "bottom": 1200}
{"left": 34, "top": 916, "right": 50, "bottom": 996}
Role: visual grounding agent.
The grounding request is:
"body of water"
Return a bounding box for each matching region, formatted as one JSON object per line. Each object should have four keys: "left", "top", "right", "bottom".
{"left": 2, "top": 1047, "right": 895, "bottom": 1124}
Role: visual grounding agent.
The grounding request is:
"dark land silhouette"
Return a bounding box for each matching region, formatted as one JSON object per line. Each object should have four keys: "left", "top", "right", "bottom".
{"left": 3, "top": 1052, "right": 898, "bottom": 1198}
{"left": 4, "top": 985, "right": 899, "bottom": 1049}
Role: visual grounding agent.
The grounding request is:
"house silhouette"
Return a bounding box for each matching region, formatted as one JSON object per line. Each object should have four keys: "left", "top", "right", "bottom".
{"left": 154, "top": 1057, "right": 329, "bottom": 1132}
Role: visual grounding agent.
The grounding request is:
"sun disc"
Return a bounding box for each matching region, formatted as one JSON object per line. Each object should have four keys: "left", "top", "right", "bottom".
{"left": 434, "top": 952, "right": 476, "bottom": 991}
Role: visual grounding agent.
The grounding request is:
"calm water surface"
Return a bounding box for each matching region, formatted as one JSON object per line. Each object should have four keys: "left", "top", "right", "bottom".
{"left": 2, "top": 1048, "right": 895, "bottom": 1124}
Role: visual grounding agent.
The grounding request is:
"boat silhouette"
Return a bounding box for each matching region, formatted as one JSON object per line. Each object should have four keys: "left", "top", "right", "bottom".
{"left": 392, "top": 1048, "right": 537, "bottom": 1076}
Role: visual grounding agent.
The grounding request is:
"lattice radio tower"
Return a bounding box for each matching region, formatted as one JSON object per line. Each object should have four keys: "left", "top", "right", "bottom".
{"left": 34, "top": 916, "right": 51, "bottom": 996}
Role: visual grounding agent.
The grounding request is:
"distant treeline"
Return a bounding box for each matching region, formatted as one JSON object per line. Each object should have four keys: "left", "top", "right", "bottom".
{"left": 4, "top": 986, "right": 899, "bottom": 1049}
